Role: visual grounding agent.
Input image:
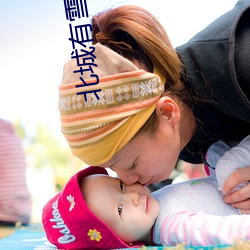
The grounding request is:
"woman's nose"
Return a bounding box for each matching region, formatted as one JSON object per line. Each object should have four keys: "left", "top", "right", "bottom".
{"left": 112, "top": 168, "right": 139, "bottom": 185}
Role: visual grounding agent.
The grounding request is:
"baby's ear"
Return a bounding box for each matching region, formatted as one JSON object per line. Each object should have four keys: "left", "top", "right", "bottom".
{"left": 156, "top": 96, "right": 180, "bottom": 126}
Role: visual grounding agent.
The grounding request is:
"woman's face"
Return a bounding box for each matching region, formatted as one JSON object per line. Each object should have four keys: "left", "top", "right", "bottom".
{"left": 100, "top": 119, "right": 182, "bottom": 186}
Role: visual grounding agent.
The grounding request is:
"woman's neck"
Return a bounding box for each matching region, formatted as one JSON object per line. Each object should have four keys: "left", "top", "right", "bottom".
{"left": 179, "top": 103, "right": 197, "bottom": 149}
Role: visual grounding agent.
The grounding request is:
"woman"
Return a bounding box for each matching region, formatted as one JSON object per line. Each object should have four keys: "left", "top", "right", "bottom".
{"left": 59, "top": 1, "right": 250, "bottom": 211}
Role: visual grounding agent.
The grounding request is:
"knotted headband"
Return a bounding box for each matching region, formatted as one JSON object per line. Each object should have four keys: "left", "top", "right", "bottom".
{"left": 59, "top": 43, "right": 165, "bottom": 165}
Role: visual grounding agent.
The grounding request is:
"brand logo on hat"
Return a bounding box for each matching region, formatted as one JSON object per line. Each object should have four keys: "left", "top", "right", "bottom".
{"left": 50, "top": 200, "right": 76, "bottom": 244}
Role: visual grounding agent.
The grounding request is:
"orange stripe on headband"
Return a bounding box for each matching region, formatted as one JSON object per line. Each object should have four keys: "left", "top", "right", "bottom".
{"left": 59, "top": 70, "right": 147, "bottom": 91}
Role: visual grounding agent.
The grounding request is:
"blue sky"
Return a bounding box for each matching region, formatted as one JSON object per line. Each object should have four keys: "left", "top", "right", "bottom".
{"left": 0, "top": 0, "right": 238, "bottom": 139}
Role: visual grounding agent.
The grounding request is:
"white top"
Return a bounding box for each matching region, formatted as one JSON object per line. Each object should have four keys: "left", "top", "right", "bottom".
{"left": 152, "top": 135, "right": 250, "bottom": 247}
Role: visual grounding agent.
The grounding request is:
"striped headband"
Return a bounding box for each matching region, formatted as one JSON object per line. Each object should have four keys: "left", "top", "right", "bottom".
{"left": 59, "top": 43, "right": 165, "bottom": 165}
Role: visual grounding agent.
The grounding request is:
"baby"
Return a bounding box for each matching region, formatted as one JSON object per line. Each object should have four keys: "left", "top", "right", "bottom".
{"left": 42, "top": 135, "right": 250, "bottom": 249}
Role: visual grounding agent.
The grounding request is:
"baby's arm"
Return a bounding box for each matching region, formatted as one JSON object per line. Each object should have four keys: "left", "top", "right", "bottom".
{"left": 205, "top": 139, "right": 231, "bottom": 178}
{"left": 215, "top": 135, "right": 250, "bottom": 193}
{"left": 159, "top": 210, "right": 250, "bottom": 247}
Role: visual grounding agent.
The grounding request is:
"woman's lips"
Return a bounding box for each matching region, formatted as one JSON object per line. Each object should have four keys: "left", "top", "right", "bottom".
{"left": 143, "top": 177, "right": 154, "bottom": 186}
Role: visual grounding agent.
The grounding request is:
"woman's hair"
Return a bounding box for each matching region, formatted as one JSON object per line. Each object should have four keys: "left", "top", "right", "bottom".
{"left": 91, "top": 5, "right": 193, "bottom": 135}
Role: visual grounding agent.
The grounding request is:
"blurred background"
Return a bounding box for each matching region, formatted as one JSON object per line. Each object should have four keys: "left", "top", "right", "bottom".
{"left": 0, "top": 0, "right": 238, "bottom": 223}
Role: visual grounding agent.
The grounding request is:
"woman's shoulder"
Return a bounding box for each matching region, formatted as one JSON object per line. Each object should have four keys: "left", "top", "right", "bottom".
{"left": 176, "top": 0, "right": 250, "bottom": 123}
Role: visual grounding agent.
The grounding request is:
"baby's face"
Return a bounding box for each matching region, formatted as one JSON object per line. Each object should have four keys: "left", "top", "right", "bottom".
{"left": 84, "top": 174, "right": 160, "bottom": 244}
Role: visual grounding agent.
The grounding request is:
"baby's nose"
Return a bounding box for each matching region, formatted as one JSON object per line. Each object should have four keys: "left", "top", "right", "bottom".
{"left": 126, "top": 191, "right": 140, "bottom": 206}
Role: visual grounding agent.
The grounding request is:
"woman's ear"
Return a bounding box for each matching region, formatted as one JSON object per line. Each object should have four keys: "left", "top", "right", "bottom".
{"left": 156, "top": 96, "right": 180, "bottom": 126}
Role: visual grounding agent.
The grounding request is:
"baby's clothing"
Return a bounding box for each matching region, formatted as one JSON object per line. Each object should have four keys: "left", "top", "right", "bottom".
{"left": 152, "top": 135, "right": 250, "bottom": 246}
